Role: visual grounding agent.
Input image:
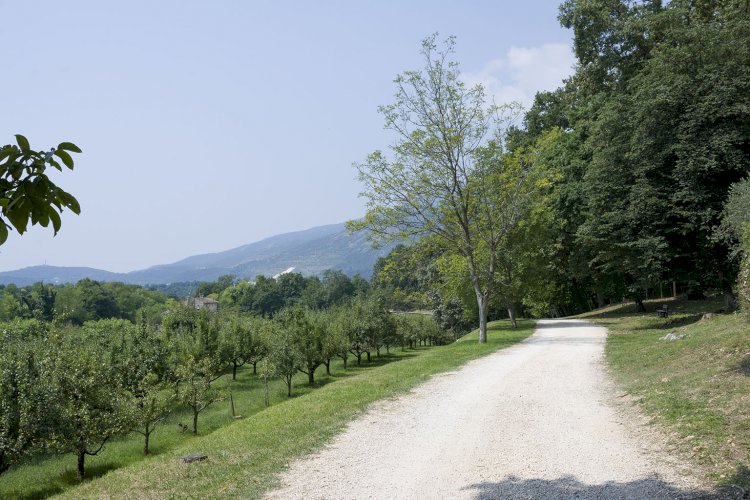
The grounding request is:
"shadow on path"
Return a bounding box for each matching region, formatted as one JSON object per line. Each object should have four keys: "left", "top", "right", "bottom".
{"left": 462, "top": 475, "right": 727, "bottom": 500}
{"left": 536, "top": 320, "right": 598, "bottom": 330}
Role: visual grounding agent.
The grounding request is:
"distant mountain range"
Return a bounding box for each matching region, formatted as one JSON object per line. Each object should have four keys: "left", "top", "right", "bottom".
{"left": 0, "top": 223, "right": 394, "bottom": 286}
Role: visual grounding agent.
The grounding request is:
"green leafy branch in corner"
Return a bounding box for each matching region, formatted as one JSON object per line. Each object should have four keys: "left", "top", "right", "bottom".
{"left": 0, "top": 134, "right": 82, "bottom": 245}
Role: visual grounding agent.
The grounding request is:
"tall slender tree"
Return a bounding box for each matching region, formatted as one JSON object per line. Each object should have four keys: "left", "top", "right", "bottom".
{"left": 350, "top": 34, "right": 538, "bottom": 343}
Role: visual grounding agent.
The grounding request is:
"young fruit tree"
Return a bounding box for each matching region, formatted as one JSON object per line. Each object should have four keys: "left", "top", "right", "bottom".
{"left": 265, "top": 317, "right": 303, "bottom": 397}
{"left": 277, "top": 306, "right": 325, "bottom": 386}
{"left": 349, "top": 34, "right": 538, "bottom": 343}
{"left": 40, "top": 328, "right": 130, "bottom": 480}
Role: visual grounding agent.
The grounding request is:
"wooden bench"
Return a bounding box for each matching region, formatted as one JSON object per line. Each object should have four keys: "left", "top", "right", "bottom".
{"left": 656, "top": 304, "right": 669, "bottom": 318}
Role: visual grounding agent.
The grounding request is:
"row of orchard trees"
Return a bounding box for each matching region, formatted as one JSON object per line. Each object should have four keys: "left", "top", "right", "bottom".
{"left": 0, "top": 296, "right": 452, "bottom": 480}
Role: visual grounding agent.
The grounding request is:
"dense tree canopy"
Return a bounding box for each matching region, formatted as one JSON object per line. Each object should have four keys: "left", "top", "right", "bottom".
{"left": 503, "top": 0, "right": 750, "bottom": 314}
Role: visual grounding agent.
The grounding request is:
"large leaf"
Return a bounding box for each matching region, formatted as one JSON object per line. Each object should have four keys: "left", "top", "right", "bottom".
{"left": 54, "top": 150, "right": 75, "bottom": 169}
{"left": 49, "top": 209, "right": 61, "bottom": 234}
{"left": 14, "top": 134, "right": 30, "bottom": 152}
{"left": 57, "top": 142, "right": 82, "bottom": 153}
{"left": 7, "top": 207, "right": 28, "bottom": 234}
{"left": 57, "top": 190, "right": 81, "bottom": 214}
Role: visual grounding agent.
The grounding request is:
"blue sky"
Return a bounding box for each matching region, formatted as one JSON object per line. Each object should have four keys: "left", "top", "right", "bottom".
{"left": 0, "top": 1, "right": 575, "bottom": 272}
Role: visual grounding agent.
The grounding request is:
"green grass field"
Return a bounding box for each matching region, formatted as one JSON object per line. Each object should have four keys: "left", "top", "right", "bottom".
{"left": 580, "top": 298, "right": 750, "bottom": 488}
{"left": 1, "top": 319, "right": 533, "bottom": 499}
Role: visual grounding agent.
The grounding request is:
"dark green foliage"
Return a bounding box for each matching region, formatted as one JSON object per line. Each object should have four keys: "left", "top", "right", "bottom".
{"left": 218, "top": 271, "right": 365, "bottom": 316}
{"left": 371, "top": 244, "right": 433, "bottom": 310}
{"left": 0, "top": 135, "right": 81, "bottom": 245}
{"left": 0, "top": 280, "right": 168, "bottom": 324}
{"left": 511, "top": 0, "right": 750, "bottom": 314}
{"left": 433, "top": 297, "right": 472, "bottom": 338}
{"left": 195, "top": 275, "right": 236, "bottom": 297}
{"left": 721, "top": 178, "right": 750, "bottom": 314}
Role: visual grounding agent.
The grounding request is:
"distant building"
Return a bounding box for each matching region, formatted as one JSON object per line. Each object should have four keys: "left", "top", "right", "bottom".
{"left": 187, "top": 296, "right": 218, "bottom": 313}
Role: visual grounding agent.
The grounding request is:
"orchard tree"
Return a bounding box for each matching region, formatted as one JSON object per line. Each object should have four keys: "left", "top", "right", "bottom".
{"left": 322, "top": 308, "right": 350, "bottom": 372}
{"left": 176, "top": 357, "right": 222, "bottom": 435}
{"left": 329, "top": 307, "right": 352, "bottom": 368}
{"left": 349, "top": 34, "right": 538, "bottom": 343}
{"left": 0, "top": 135, "right": 81, "bottom": 245}
{"left": 277, "top": 306, "right": 325, "bottom": 386}
{"left": 363, "top": 297, "right": 395, "bottom": 357}
{"left": 340, "top": 300, "right": 370, "bottom": 366}
{"left": 104, "top": 319, "right": 171, "bottom": 455}
{"left": 266, "top": 318, "right": 302, "bottom": 397}
{"left": 219, "top": 314, "right": 252, "bottom": 380}
{"left": 0, "top": 338, "right": 44, "bottom": 475}
{"left": 40, "top": 327, "right": 130, "bottom": 480}
{"left": 172, "top": 311, "right": 224, "bottom": 434}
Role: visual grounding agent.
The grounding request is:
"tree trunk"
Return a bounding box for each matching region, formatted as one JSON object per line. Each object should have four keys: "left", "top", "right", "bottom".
{"left": 477, "top": 293, "right": 488, "bottom": 344}
{"left": 77, "top": 450, "right": 86, "bottom": 480}
{"left": 507, "top": 307, "right": 517, "bottom": 329}
{"left": 366, "top": 351, "right": 371, "bottom": 362}
{"left": 325, "top": 359, "right": 331, "bottom": 375}
{"left": 356, "top": 353, "right": 361, "bottom": 366}
{"left": 286, "top": 376, "right": 292, "bottom": 397}
{"left": 192, "top": 407, "right": 199, "bottom": 435}
{"left": 376, "top": 347, "right": 381, "bottom": 357}
{"left": 253, "top": 361, "right": 257, "bottom": 375}
{"left": 596, "top": 293, "right": 606, "bottom": 308}
{"left": 144, "top": 423, "right": 151, "bottom": 455}
{"left": 635, "top": 298, "right": 646, "bottom": 312}
{"left": 232, "top": 361, "right": 238, "bottom": 380}
{"left": 308, "top": 367, "right": 315, "bottom": 386}
{"left": 724, "top": 290, "right": 738, "bottom": 311}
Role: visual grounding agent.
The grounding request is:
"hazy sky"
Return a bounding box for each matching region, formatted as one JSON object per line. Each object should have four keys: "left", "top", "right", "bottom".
{"left": 0, "top": 1, "right": 575, "bottom": 273}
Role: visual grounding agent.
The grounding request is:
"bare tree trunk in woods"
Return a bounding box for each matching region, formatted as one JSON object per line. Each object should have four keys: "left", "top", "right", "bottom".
{"left": 507, "top": 307, "right": 517, "bottom": 329}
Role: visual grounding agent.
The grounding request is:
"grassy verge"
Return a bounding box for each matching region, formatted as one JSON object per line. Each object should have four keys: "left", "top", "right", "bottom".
{"left": 580, "top": 298, "right": 750, "bottom": 488}
{"left": 7, "top": 319, "right": 532, "bottom": 499}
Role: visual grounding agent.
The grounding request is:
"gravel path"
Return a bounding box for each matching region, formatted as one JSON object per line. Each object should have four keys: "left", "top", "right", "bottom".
{"left": 265, "top": 319, "right": 711, "bottom": 499}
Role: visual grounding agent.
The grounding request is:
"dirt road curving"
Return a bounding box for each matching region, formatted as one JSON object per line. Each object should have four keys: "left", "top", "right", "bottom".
{"left": 265, "top": 319, "right": 710, "bottom": 499}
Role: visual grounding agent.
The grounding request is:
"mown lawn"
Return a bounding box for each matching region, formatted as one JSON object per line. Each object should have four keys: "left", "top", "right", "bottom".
{"left": 581, "top": 298, "right": 750, "bottom": 488}
{"left": 2, "top": 319, "right": 532, "bottom": 499}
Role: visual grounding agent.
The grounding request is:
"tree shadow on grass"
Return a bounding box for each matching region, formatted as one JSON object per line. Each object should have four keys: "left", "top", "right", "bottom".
{"left": 462, "top": 474, "right": 724, "bottom": 499}
{"left": 12, "top": 460, "right": 121, "bottom": 500}
{"left": 625, "top": 314, "right": 705, "bottom": 331}
{"left": 734, "top": 355, "right": 750, "bottom": 377}
{"left": 292, "top": 353, "right": 420, "bottom": 392}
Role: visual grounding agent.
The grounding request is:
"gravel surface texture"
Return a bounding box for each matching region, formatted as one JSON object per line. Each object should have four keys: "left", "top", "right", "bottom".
{"left": 265, "top": 319, "right": 713, "bottom": 499}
